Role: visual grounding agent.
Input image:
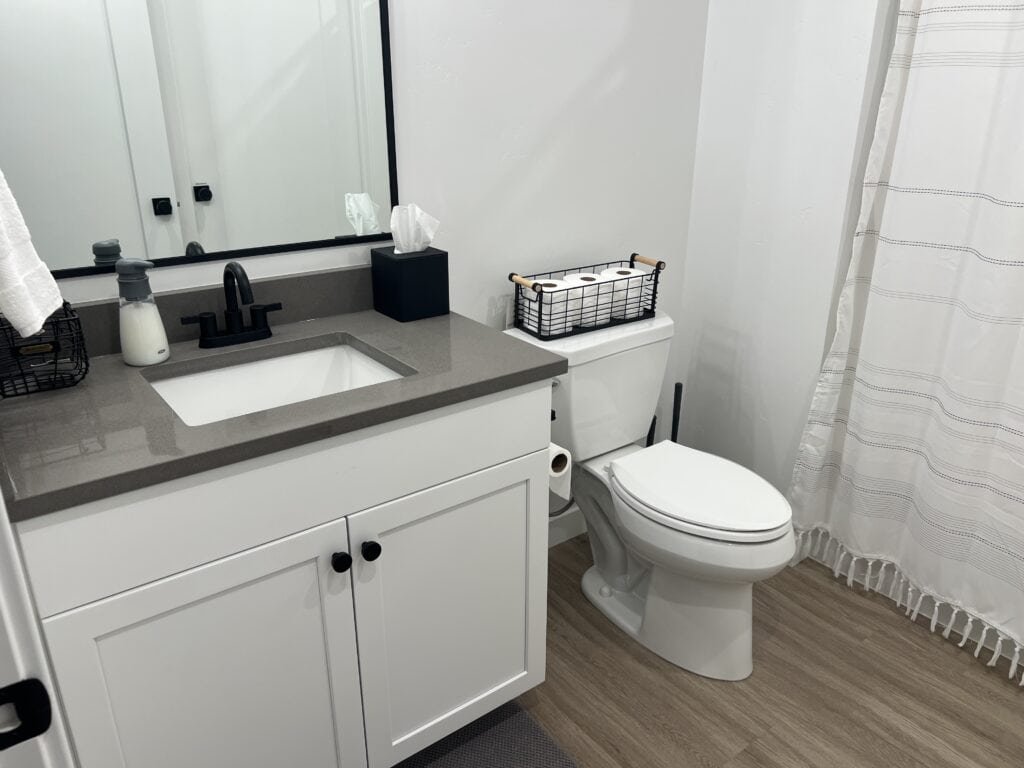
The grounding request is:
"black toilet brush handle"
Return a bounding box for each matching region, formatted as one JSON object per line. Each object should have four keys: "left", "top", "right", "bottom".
{"left": 671, "top": 382, "right": 683, "bottom": 444}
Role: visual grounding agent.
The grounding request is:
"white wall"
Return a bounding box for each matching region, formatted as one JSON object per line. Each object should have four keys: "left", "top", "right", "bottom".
{"left": 674, "top": 1, "right": 894, "bottom": 490}
{"left": 389, "top": 1, "right": 708, "bottom": 332}
{"left": 389, "top": 0, "right": 709, "bottom": 424}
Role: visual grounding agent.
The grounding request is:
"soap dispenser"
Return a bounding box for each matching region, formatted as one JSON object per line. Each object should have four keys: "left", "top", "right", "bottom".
{"left": 116, "top": 259, "right": 170, "bottom": 366}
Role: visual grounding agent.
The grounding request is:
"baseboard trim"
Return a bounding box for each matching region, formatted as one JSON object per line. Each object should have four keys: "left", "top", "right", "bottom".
{"left": 549, "top": 505, "right": 586, "bottom": 547}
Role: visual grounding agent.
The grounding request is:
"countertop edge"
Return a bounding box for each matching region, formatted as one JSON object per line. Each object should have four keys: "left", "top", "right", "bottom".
{"left": 5, "top": 357, "right": 566, "bottom": 523}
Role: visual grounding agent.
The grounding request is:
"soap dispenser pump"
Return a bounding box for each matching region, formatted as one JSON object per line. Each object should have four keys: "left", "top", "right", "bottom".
{"left": 116, "top": 259, "right": 170, "bottom": 366}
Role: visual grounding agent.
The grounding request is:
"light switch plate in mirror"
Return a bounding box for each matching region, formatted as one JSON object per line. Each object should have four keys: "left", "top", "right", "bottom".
{"left": 1, "top": 0, "right": 398, "bottom": 278}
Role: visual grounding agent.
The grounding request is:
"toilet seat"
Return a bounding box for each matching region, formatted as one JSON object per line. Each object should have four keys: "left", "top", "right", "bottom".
{"left": 610, "top": 477, "right": 791, "bottom": 543}
{"left": 609, "top": 441, "right": 792, "bottom": 544}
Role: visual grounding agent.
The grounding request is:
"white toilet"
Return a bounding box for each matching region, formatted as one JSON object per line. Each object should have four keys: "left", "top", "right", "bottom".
{"left": 508, "top": 313, "right": 794, "bottom": 681}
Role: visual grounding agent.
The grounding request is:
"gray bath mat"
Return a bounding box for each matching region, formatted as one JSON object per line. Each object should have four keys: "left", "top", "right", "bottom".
{"left": 397, "top": 702, "right": 577, "bottom": 768}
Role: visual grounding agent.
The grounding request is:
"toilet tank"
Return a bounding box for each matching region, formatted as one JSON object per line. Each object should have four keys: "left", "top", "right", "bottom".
{"left": 506, "top": 314, "right": 673, "bottom": 461}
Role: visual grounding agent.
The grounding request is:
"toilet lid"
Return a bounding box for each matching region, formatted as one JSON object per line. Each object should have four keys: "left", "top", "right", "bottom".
{"left": 609, "top": 441, "right": 792, "bottom": 536}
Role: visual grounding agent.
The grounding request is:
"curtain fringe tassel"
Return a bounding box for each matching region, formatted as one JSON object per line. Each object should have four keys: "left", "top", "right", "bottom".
{"left": 943, "top": 609, "right": 959, "bottom": 640}
{"left": 875, "top": 561, "right": 888, "bottom": 592}
{"left": 974, "top": 626, "right": 990, "bottom": 658}
{"left": 988, "top": 635, "right": 1004, "bottom": 668}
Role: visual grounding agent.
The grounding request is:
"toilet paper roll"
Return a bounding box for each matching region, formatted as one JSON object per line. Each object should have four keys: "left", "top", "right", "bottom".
{"left": 549, "top": 442, "right": 572, "bottom": 500}
{"left": 600, "top": 267, "right": 647, "bottom": 320}
{"left": 564, "top": 272, "right": 612, "bottom": 328}
{"left": 523, "top": 279, "right": 572, "bottom": 336}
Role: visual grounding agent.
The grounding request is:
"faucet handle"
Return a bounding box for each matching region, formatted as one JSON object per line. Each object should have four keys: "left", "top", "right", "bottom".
{"left": 181, "top": 311, "right": 218, "bottom": 339}
{"left": 249, "top": 302, "right": 283, "bottom": 331}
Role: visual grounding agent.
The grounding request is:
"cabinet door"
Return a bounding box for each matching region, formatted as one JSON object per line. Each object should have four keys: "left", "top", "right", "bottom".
{"left": 349, "top": 451, "right": 549, "bottom": 767}
{"left": 43, "top": 517, "right": 366, "bottom": 768}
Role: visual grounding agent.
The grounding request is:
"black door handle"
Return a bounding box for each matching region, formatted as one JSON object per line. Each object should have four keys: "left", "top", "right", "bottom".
{"left": 0, "top": 679, "right": 51, "bottom": 751}
{"left": 331, "top": 551, "right": 352, "bottom": 573}
{"left": 193, "top": 184, "right": 213, "bottom": 203}
{"left": 361, "top": 541, "right": 382, "bottom": 562}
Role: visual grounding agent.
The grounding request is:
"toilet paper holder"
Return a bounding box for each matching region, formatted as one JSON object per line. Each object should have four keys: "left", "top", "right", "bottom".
{"left": 508, "top": 253, "right": 666, "bottom": 341}
{"left": 549, "top": 442, "right": 572, "bottom": 501}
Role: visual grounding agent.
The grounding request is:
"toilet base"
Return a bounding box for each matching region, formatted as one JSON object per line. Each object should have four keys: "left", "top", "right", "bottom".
{"left": 581, "top": 565, "right": 644, "bottom": 636}
{"left": 581, "top": 565, "right": 753, "bottom": 681}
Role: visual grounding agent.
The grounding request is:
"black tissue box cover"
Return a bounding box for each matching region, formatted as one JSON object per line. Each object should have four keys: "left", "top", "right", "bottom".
{"left": 370, "top": 246, "right": 450, "bottom": 322}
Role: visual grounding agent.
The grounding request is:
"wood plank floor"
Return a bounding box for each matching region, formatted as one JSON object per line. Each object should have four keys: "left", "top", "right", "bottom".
{"left": 519, "top": 535, "right": 1024, "bottom": 768}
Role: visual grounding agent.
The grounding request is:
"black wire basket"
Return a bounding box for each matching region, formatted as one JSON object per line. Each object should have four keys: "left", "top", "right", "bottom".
{"left": 0, "top": 302, "right": 89, "bottom": 398}
{"left": 508, "top": 253, "right": 666, "bottom": 340}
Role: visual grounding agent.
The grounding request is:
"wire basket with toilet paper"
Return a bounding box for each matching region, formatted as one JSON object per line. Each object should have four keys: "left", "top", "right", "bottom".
{"left": 508, "top": 253, "right": 665, "bottom": 340}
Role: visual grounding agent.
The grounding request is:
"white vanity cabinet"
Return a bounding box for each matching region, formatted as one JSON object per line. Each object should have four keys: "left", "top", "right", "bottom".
{"left": 15, "top": 384, "right": 552, "bottom": 768}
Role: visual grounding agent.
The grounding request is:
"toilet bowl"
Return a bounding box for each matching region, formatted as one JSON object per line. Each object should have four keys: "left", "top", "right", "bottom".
{"left": 505, "top": 311, "right": 794, "bottom": 680}
{"left": 575, "top": 441, "right": 793, "bottom": 681}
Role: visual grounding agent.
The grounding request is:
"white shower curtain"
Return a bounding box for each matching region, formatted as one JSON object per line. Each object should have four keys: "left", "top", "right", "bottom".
{"left": 790, "top": 0, "right": 1024, "bottom": 683}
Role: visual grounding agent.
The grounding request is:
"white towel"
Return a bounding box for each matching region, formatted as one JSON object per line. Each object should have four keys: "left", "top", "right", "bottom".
{"left": 0, "top": 167, "right": 62, "bottom": 337}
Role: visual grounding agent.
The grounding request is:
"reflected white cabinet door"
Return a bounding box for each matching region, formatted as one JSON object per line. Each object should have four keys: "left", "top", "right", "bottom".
{"left": 43, "top": 517, "right": 366, "bottom": 768}
{"left": 0, "top": 0, "right": 182, "bottom": 270}
{"left": 350, "top": 451, "right": 549, "bottom": 767}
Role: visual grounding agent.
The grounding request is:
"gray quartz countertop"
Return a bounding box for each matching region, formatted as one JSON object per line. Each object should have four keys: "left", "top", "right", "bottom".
{"left": 0, "top": 311, "right": 566, "bottom": 521}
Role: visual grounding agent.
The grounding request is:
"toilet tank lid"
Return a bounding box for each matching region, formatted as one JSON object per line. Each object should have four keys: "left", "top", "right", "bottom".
{"left": 504, "top": 313, "right": 673, "bottom": 367}
{"left": 610, "top": 441, "right": 792, "bottom": 533}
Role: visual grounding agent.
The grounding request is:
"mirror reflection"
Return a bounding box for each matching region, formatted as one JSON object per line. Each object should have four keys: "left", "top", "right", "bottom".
{"left": 0, "top": 0, "right": 394, "bottom": 272}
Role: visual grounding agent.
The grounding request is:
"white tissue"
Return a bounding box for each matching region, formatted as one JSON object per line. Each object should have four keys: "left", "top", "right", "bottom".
{"left": 549, "top": 442, "right": 572, "bottom": 500}
{"left": 0, "top": 167, "right": 62, "bottom": 337}
{"left": 563, "top": 272, "right": 611, "bottom": 328}
{"left": 391, "top": 204, "right": 439, "bottom": 254}
{"left": 523, "top": 278, "right": 572, "bottom": 336}
{"left": 600, "top": 267, "right": 646, "bottom": 320}
{"left": 345, "top": 193, "right": 382, "bottom": 235}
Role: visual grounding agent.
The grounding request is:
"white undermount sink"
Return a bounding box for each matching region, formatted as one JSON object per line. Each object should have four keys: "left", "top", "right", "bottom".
{"left": 150, "top": 341, "right": 406, "bottom": 426}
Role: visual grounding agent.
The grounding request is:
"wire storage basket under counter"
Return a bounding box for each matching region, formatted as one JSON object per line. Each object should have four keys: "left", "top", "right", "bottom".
{"left": 509, "top": 253, "right": 666, "bottom": 341}
{"left": 0, "top": 302, "right": 89, "bottom": 398}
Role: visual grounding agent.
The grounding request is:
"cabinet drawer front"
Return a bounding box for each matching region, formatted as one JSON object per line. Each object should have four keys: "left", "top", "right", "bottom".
{"left": 349, "top": 450, "right": 548, "bottom": 767}
{"left": 20, "top": 383, "right": 551, "bottom": 618}
{"left": 43, "top": 516, "right": 366, "bottom": 768}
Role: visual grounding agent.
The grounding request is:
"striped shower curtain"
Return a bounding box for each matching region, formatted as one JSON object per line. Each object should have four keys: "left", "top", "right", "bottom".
{"left": 790, "top": 0, "right": 1024, "bottom": 683}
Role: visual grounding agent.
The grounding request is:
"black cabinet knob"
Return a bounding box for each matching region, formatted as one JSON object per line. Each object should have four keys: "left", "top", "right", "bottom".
{"left": 331, "top": 552, "right": 353, "bottom": 573}
{"left": 193, "top": 184, "right": 213, "bottom": 203}
{"left": 361, "top": 541, "right": 382, "bottom": 562}
{"left": 151, "top": 197, "right": 173, "bottom": 216}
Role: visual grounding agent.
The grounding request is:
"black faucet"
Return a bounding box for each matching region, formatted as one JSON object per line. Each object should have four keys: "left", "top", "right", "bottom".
{"left": 223, "top": 261, "right": 254, "bottom": 333}
{"left": 181, "top": 261, "right": 283, "bottom": 348}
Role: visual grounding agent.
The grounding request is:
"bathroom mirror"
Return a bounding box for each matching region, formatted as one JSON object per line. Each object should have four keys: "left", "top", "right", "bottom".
{"left": 0, "top": 0, "right": 397, "bottom": 277}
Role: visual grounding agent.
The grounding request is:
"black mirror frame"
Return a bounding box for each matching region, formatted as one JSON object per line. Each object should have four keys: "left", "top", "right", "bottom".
{"left": 52, "top": 0, "right": 399, "bottom": 280}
